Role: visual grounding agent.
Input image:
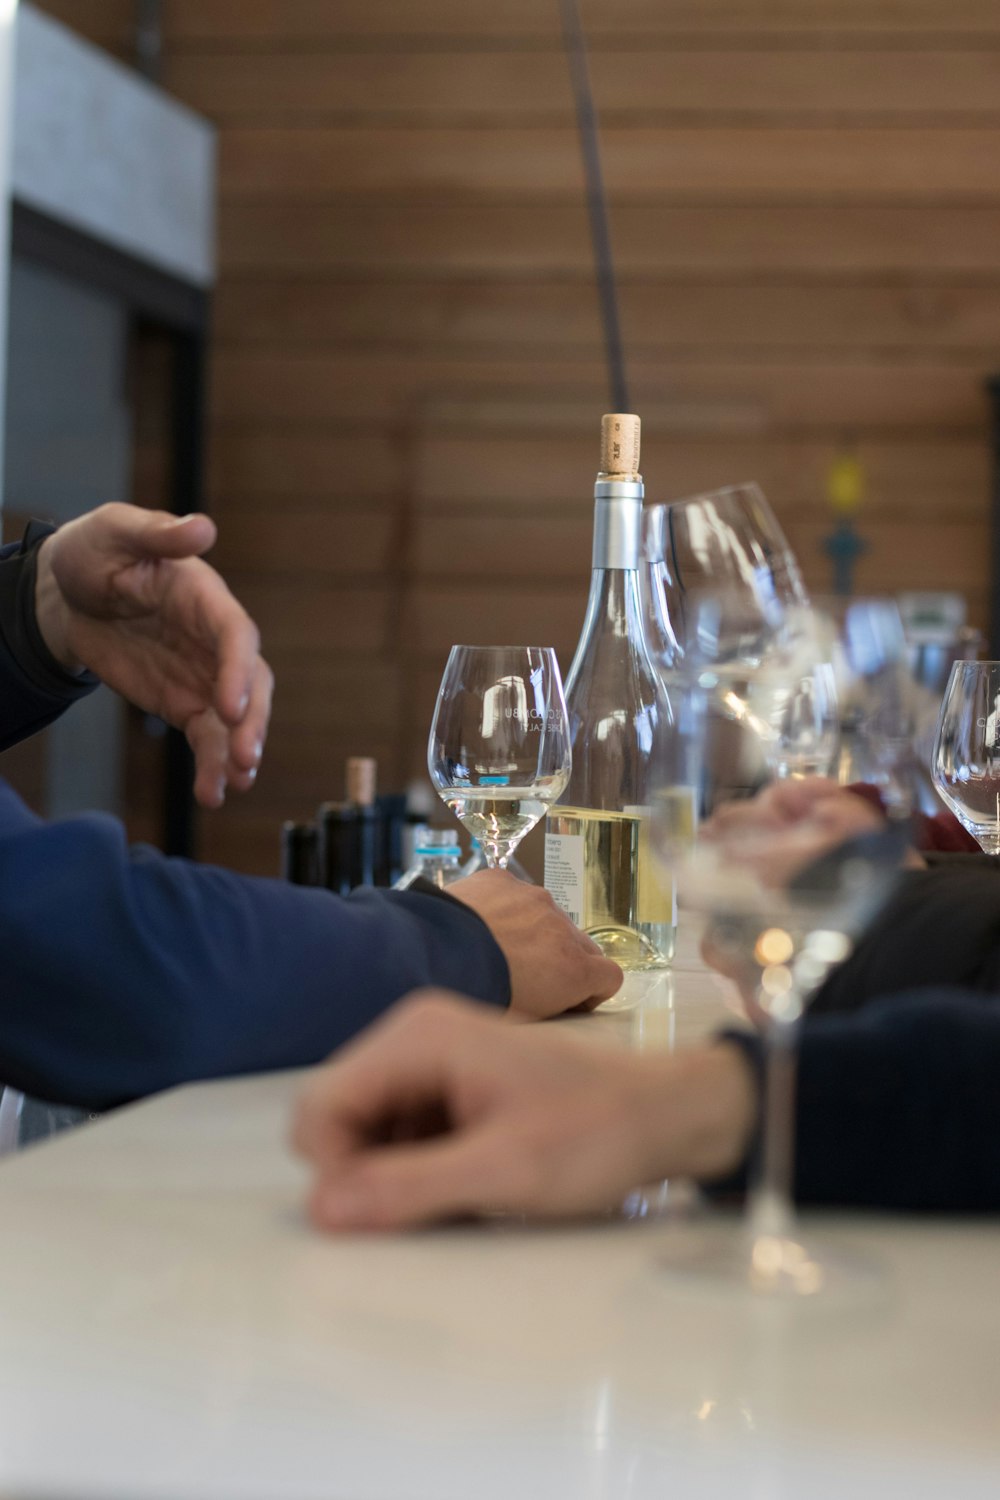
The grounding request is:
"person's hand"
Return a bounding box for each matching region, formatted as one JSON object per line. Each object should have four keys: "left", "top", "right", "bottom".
{"left": 701, "top": 781, "right": 910, "bottom": 890}
{"left": 702, "top": 776, "right": 857, "bottom": 841}
{"left": 35, "top": 504, "right": 273, "bottom": 808}
{"left": 291, "top": 990, "right": 757, "bottom": 1231}
{"left": 448, "top": 870, "right": 623, "bottom": 1018}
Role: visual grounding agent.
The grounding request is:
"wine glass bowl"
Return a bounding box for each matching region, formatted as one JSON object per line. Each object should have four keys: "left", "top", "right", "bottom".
{"left": 932, "top": 660, "right": 1000, "bottom": 856}
{"left": 751, "top": 607, "right": 840, "bottom": 781}
{"left": 428, "top": 645, "right": 571, "bottom": 869}
{"left": 643, "top": 483, "right": 809, "bottom": 684}
{"left": 841, "top": 597, "right": 918, "bottom": 815}
{"left": 641, "top": 486, "right": 812, "bottom": 814}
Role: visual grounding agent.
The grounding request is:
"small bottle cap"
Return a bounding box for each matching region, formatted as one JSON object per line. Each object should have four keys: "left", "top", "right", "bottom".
{"left": 415, "top": 827, "right": 460, "bottom": 854}
{"left": 345, "top": 756, "right": 377, "bottom": 807}
{"left": 599, "top": 413, "right": 641, "bottom": 480}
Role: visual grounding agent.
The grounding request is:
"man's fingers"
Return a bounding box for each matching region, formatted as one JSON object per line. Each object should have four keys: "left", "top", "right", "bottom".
{"left": 124, "top": 510, "right": 217, "bottom": 561}
{"left": 226, "top": 659, "right": 273, "bottom": 772}
{"left": 308, "top": 1130, "right": 510, "bottom": 1232}
{"left": 585, "top": 956, "right": 625, "bottom": 1004}
{"left": 211, "top": 604, "right": 263, "bottom": 727}
{"left": 187, "top": 712, "right": 230, "bottom": 809}
{"left": 293, "top": 992, "right": 477, "bottom": 1167}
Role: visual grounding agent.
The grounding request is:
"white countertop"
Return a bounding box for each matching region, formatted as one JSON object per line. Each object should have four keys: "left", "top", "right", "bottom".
{"left": 0, "top": 944, "right": 996, "bottom": 1500}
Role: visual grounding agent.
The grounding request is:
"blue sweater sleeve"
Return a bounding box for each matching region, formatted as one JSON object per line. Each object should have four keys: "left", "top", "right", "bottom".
{"left": 0, "top": 784, "right": 510, "bottom": 1109}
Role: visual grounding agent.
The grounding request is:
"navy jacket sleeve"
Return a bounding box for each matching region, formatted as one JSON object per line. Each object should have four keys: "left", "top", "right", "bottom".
{"left": 0, "top": 525, "right": 99, "bottom": 748}
{"left": 0, "top": 782, "right": 510, "bottom": 1110}
{"left": 711, "top": 864, "right": 1000, "bottom": 1212}
{"left": 792, "top": 989, "right": 1000, "bottom": 1211}
{"left": 719, "top": 990, "right": 1000, "bottom": 1213}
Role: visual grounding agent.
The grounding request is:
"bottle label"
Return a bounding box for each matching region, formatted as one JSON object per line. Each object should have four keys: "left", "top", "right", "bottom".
{"left": 544, "top": 832, "right": 585, "bottom": 927}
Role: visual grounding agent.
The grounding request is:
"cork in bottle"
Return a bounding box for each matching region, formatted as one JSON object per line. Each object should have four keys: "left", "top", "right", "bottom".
{"left": 598, "top": 413, "right": 641, "bottom": 481}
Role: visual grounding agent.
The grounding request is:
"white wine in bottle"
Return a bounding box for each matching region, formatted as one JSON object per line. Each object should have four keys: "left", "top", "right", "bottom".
{"left": 544, "top": 414, "right": 676, "bottom": 970}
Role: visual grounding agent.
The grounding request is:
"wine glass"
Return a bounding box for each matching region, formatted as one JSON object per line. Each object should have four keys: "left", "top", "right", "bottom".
{"left": 750, "top": 607, "right": 840, "bottom": 781}
{"left": 642, "top": 483, "right": 808, "bottom": 681}
{"left": 641, "top": 486, "right": 811, "bottom": 810}
{"left": 841, "top": 597, "right": 918, "bottom": 818}
{"left": 654, "top": 632, "right": 906, "bottom": 1295}
{"left": 428, "top": 645, "right": 571, "bottom": 869}
{"left": 932, "top": 660, "right": 1000, "bottom": 855}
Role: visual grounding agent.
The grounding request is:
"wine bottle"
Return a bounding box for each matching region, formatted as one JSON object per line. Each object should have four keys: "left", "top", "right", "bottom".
{"left": 345, "top": 756, "right": 380, "bottom": 888}
{"left": 280, "top": 820, "right": 318, "bottom": 886}
{"left": 544, "top": 413, "right": 676, "bottom": 970}
{"left": 318, "top": 757, "right": 382, "bottom": 894}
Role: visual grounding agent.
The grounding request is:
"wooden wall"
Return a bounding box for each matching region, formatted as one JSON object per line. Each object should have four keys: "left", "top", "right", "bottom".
{"left": 35, "top": 0, "right": 1000, "bottom": 875}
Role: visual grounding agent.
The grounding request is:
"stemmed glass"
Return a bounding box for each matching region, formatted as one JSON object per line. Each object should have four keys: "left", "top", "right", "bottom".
{"left": 751, "top": 607, "right": 840, "bottom": 781}
{"left": 654, "top": 616, "right": 904, "bottom": 1295}
{"left": 642, "top": 485, "right": 810, "bottom": 809}
{"left": 428, "top": 645, "right": 572, "bottom": 870}
{"left": 841, "top": 597, "right": 917, "bottom": 817}
{"left": 932, "top": 660, "right": 1000, "bottom": 855}
{"left": 642, "top": 483, "right": 808, "bottom": 682}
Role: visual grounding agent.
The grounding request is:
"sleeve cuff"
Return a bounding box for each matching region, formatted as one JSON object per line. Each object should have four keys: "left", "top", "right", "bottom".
{"left": 13, "top": 521, "right": 99, "bottom": 698}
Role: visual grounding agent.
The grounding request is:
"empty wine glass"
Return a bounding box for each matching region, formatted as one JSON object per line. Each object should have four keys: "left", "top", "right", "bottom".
{"left": 841, "top": 597, "right": 917, "bottom": 818}
{"left": 642, "top": 484, "right": 808, "bottom": 685}
{"left": 932, "top": 660, "right": 1000, "bottom": 855}
{"left": 641, "top": 487, "right": 813, "bottom": 810}
{"left": 428, "top": 645, "right": 571, "bottom": 869}
{"left": 653, "top": 638, "right": 905, "bottom": 1296}
{"left": 751, "top": 607, "right": 840, "bottom": 781}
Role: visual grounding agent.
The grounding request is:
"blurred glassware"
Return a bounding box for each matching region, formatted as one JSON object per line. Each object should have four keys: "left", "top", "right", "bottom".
{"left": 898, "top": 591, "right": 982, "bottom": 697}
{"left": 653, "top": 648, "right": 904, "bottom": 1296}
{"left": 932, "top": 660, "right": 1000, "bottom": 855}
{"left": 641, "top": 485, "right": 810, "bottom": 811}
{"left": 840, "top": 597, "right": 920, "bottom": 818}
{"left": 750, "top": 607, "right": 840, "bottom": 781}
{"left": 393, "top": 826, "right": 465, "bottom": 890}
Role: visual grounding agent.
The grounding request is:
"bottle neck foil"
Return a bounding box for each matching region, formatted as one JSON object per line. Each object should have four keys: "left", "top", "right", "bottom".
{"left": 592, "top": 478, "right": 643, "bottom": 570}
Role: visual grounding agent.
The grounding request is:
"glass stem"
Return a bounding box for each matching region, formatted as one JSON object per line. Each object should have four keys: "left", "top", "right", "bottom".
{"left": 747, "top": 1015, "right": 800, "bottom": 1245}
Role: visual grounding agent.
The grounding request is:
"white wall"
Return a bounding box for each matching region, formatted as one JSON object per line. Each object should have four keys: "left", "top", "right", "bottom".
{"left": 13, "top": 4, "right": 215, "bottom": 287}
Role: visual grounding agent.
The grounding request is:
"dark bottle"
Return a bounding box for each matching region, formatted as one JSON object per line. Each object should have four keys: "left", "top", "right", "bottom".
{"left": 318, "top": 758, "right": 383, "bottom": 894}
{"left": 318, "top": 801, "right": 359, "bottom": 896}
{"left": 345, "top": 756, "right": 380, "bottom": 888}
{"left": 280, "top": 821, "right": 318, "bottom": 886}
{"left": 374, "top": 792, "right": 408, "bottom": 887}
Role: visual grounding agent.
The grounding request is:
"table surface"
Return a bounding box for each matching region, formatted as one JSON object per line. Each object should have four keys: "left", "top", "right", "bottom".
{"left": 0, "top": 938, "right": 997, "bottom": 1500}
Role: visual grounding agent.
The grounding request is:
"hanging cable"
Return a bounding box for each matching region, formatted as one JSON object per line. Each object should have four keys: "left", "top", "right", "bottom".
{"left": 135, "top": 0, "right": 163, "bottom": 83}
{"left": 558, "top": 0, "right": 629, "bottom": 413}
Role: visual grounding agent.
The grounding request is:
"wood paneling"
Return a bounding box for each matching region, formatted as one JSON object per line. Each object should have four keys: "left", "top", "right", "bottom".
{"left": 32, "top": 0, "right": 1000, "bottom": 877}
{"left": 217, "top": 199, "right": 1000, "bottom": 277}
{"left": 212, "top": 352, "right": 988, "bottom": 431}
{"left": 214, "top": 279, "right": 1000, "bottom": 354}
{"left": 220, "top": 127, "right": 1000, "bottom": 199}
{"left": 168, "top": 50, "right": 1000, "bottom": 125}
{"left": 118, "top": 2, "right": 1000, "bottom": 43}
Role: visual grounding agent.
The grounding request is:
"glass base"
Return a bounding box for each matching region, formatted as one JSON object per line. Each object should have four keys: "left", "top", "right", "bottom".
{"left": 656, "top": 1222, "right": 882, "bottom": 1301}
{"left": 587, "top": 923, "right": 673, "bottom": 973}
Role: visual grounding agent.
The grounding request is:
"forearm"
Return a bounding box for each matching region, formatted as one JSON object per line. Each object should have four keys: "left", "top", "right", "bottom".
{"left": 630, "top": 1043, "right": 757, "bottom": 1187}
{"left": 0, "top": 793, "right": 510, "bottom": 1109}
